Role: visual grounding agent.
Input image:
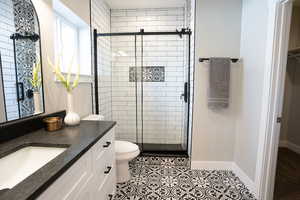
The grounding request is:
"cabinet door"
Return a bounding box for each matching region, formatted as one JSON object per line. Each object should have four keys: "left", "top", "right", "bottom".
{"left": 93, "top": 165, "right": 116, "bottom": 200}
{"left": 73, "top": 176, "right": 93, "bottom": 200}
{"left": 93, "top": 143, "right": 116, "bottom": 200}
{"left": 37, "top": 128, "right": 116, "bottom": 200}
{"left": 37, "top": 151, "right": 93, "bottom": 200}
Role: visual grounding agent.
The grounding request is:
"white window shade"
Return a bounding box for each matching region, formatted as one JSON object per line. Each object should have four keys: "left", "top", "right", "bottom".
{"left": 53, "top": 1, "right": 91, "bottom": 82}
{"left": 55, "top": 16, "right": 79, "bottom": 74}
{"left": 79, "top": 28, "right": 92, "bottom": 76}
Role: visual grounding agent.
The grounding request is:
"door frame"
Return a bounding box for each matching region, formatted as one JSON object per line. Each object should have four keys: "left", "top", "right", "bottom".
{"left": 257, "top": 0, "right": 293, "bottom": 199}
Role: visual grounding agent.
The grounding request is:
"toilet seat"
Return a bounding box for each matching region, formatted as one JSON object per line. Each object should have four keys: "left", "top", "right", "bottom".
{"left": 115, "top": 141, "right": 140, "bottom": 161}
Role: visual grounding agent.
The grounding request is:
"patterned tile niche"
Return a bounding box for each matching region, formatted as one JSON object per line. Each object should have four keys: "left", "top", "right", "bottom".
{"left": 129, "top": 66, "right": 165, "bottom": 82}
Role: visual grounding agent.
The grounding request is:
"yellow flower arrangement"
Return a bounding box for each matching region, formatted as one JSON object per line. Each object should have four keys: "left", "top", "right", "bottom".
{"left": 29, "top": 61, "right": 42, "bottom": 91}
{"left": 48, "top": 57, "right": 80, "bottom": 92}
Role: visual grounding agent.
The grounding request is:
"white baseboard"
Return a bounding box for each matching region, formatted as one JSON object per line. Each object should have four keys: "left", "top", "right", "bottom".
{"left": 191, "top": 161, "right": 256, "bottom": 197}
{"left": 279, "top": 140, "right": 288, "bottom": 147}
{"left": 279, "top": 140, "right": 300, "bottom": 154}
{"left": 232, "top": 163, "right": 256, "bottom": 196}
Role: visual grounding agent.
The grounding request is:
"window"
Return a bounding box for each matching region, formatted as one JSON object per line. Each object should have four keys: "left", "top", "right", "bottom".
{"left": 55, "top": 15, "right": 79, "bottom": 74}
{"left": 54, "top": 13, "right": 91, "bottom": 79}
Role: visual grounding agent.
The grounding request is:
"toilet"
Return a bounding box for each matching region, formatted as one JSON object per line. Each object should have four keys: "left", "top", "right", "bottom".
{"left": 82, "top": 115, "right": 140, "bottom": 183}
{"left": 115, "top": 140, "right": 140, "bottom": 183}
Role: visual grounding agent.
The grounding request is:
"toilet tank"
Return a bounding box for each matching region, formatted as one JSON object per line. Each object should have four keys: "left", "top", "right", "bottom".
{"left": 82, "top": 115, "right": 104, "bottom": 121}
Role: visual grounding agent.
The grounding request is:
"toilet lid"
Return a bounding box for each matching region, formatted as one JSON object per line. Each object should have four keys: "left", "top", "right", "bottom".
{"left": 115, "top": 140, "right": 139, "bottom": 154}
{"left": 82, "top": 114, "right": 104, "bottom": 121}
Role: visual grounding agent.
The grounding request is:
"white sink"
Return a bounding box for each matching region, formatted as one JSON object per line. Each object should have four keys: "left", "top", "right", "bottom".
{"left": 0, "top": 146, "right": 66, "bottom": 190}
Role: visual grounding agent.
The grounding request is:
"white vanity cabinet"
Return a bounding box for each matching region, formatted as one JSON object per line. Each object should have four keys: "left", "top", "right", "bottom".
{"left": 37, "top": 128, "right": 116, "bottom": 200}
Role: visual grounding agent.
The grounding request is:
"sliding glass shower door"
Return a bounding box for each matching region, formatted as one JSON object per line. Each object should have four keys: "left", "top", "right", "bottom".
{"left": 96, "top": 30, "right": 191, "bottom": 154}
{"left": 138, "top": 34, "right": 189, "bottom": 153}
{"left": 110, "top": 35, "right": 139, "bottom": 144}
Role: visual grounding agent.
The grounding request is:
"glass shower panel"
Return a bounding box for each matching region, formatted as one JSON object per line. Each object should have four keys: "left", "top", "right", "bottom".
{"left": 135, "top": 35, "right": 143, "bottom": 147}
{"left": 109, "top": 35, "right": 138, "bottom": 143}
{"left": 140, "top": 34, "right": 187, "bottom": 152}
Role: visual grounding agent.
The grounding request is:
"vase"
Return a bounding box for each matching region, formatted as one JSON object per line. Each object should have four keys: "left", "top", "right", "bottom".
{"left": 33, "top": 91, "right": 42, "bottom": 114}
{"left": 64, "top": 92, "right": 80, "bottom": 126}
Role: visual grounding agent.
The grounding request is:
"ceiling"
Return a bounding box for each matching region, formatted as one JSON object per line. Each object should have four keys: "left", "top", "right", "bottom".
{"left": 104, "top": 0, "right": 186, "bottom": 9}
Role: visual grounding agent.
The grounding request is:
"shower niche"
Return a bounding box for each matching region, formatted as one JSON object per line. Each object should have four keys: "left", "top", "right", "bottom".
{"left": 0, "top": 0, "right": 45, "bottom": 123}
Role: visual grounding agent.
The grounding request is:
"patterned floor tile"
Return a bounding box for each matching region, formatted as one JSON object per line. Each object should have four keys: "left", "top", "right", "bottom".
{"left": 114, "top": 156, "right": 256, "bottom": 200}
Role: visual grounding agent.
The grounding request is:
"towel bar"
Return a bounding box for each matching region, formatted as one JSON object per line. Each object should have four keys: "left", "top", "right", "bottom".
{"left": 199, "top": 58, "right": 239, "bottom": 63}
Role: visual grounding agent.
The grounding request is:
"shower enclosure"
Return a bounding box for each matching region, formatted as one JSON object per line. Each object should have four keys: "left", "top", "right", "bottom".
{"left": 94, "top": 28, "right": 192, "bottom": 155}
{"left": 0, "top": 0, "right": 44, "bottom": 122}
{"left": 10, "top": 32, "right": 41, "bottom": 118}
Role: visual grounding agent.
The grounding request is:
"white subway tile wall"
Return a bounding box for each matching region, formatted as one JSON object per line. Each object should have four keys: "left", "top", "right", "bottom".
{"left": 111, "top": 35, "right": 137, "bottom": 143}
{"left": 91, "top": 0, "right": 112, "bottom": 120}
{"left": 0, "top": 0, "right": 19, "bottom": 121}
{"left": 111, "top": 8, "right": 187, "bottom": 144}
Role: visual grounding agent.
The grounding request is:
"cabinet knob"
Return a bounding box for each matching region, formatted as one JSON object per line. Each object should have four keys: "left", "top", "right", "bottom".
{"left": 103, "top": 141, "right": 111, "bottom": 148}
{"left": 104, "top": 166, "right": 112, "bottom": 174}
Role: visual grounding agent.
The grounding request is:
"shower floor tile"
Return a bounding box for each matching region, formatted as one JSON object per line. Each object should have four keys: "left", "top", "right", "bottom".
{"left": 114, "top": 157, "right": 256, "bottom": 200}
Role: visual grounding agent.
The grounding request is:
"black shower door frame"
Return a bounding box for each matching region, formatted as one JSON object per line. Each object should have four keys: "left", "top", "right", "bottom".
{"left": 93, "top": 28, "right": 192, "bottom": 155}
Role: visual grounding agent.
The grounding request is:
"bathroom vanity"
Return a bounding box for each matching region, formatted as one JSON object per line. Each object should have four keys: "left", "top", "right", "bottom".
{"left": 0, "top": 0, "right": 117, "bottom": 198}
{"left": 0, "top": 120, "right": 116, "bottom": 200}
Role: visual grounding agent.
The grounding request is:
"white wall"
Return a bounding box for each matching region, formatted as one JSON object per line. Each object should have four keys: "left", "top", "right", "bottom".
{"left": 285, "top": 62, "right": 300, "bottom": 147}
{"left": 191, "top": 0, "right": 242, "bottom": 162}
{"left": 288, "top": 6, "right": 300, "bottom": 50}
{"left": 280, "top": 58, "right": 300, "bottom": 148}
{"left": 280, "top": 59, "right": 294, "bottom": 142}
{"left": 280, "top": 6, "right": 300, "bottom": 149}
{"left": 32, "top": 0, "right": 92, "bottom": 117}
{"left": 60, "top": 0, "right": 90, "bottom": 24}
{"left": 234, "top": 0, "right": 270, "bottom": 181}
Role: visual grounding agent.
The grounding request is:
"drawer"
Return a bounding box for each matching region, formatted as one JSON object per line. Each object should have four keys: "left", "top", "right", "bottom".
{"left": 92, "top": 153, "right": 107, "bottom": 188}
{"left": 93, "top": 146, "right": 115, "bottom": 193}
{"left": 37, "top": 150, "right": 93, "bottom": 200}
{"left": 72, "top": 175, "right": 94, "bottom": 200}
{"left": 92, "top": 129, "right": 114, "bottom": 161}
{"left": 95, "top": 164, "right": 116, "bottom": 200}
{"left": 106, "top": 170, "right": 116, "bottom": 200}
{"left": 92, "top": 129, "right": 115, "bottom": 172}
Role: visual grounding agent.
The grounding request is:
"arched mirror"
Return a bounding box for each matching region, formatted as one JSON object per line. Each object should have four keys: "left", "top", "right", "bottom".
{"left": 0, "top": 0, "right": 44, "bottom": 123}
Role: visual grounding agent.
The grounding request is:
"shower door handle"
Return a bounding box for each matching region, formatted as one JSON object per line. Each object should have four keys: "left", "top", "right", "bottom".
{"left": 181, "top": 82, "right": 188, "bottom": 103}
{"left": 17, "top": 82, "right": 25, "bottom": 101}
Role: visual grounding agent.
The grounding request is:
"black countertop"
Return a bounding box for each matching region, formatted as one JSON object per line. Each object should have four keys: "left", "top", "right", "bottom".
{"left": 0, "top": 120, "right": 116, "bottom": 200}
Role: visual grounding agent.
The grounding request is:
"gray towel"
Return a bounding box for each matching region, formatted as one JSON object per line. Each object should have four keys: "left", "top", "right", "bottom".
{"left": 208, "top": 57, "right": 231, "bottom": 109}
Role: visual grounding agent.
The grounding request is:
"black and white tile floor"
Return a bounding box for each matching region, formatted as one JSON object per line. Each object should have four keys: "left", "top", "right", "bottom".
{"left": 114, "top": 156, "right": 256, "bottom": 200}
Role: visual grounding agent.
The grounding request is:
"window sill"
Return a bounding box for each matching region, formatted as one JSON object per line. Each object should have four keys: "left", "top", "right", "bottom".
{"left": 54, "top": 73, "right": 92, "bottom": 84}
